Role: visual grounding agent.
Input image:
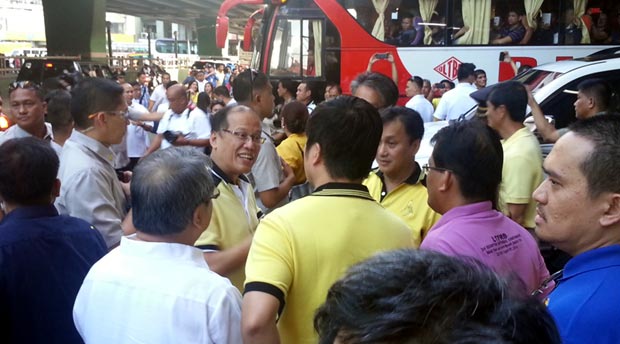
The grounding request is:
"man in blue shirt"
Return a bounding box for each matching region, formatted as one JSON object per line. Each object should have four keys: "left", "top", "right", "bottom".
{"left": 533, "top": 115, "right": 620, "bottom": 344}
{"left": 0, "top": 137, "right": 107, "bottom": 344}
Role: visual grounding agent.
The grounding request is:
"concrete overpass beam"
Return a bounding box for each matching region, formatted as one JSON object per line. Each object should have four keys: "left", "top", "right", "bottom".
{"left": 196, "top": 15, "right": 219, "bottom": 57}
{"left": 42, "top": 0, "right": 107, "bottom": 61}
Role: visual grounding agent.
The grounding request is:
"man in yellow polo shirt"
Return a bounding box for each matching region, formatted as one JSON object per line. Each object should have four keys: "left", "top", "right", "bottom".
{"left": 364, "top": 106, "right": 440, "bottom": 246}
{"left": 194, "top": 105, "right": 262, "bottom": 291}
{"left": 242, "top": 96, "right": 413, "bottom": 344}
{"left": 473, "top": 81, "right": 543, "bottom": 229}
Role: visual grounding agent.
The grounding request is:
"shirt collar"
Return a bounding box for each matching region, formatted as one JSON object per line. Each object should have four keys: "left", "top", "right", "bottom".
{"left": 376, "top": 161, "right": 423, "bottom": 186}
{"left": 11, "top": 123, "right": 53, "bottom": 141}
{"left": 312, "top": 182, "right": 374, "bottom": 201}
{"left": 68, "top": 129, "right": 117, "bottom": 166}
{"left": 210, "top": 161, "right": 249, "bottom": 186}
{"left": 2, "top": 205, "right": 58, "bottom": 222}
{"left": 432, "top": 201, "right": 493, "bottom": 228}
{"left": 561, "top": 245, "right": 620, "bottom": 281}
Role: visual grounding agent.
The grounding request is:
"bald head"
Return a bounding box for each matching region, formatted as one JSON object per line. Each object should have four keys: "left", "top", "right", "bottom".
{"left": 167, "top": 84, "right": 189, "bottom": 113}
{"left": 121, "top": 83, "right": 133, "bottom": 105}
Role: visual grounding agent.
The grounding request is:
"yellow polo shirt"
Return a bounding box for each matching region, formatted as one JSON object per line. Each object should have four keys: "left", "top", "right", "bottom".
{"left": 364, "top": 165, "right": 441, "bottom": 247}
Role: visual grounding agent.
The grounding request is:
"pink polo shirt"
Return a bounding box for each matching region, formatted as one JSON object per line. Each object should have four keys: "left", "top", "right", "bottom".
{"left": 421, "top": 201, "right": 550, "bottom": 296}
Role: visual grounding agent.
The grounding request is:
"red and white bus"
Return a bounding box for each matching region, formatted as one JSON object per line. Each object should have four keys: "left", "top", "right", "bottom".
{"left": 217, "top": 0, "right": 619, "bottom": 101}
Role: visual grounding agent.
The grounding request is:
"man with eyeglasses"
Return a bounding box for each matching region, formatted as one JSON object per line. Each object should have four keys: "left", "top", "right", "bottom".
{"left": 420, "top": 120, "right": 550, "bottom": 298}
{"left": 234, "top": 70, "right": 295, "bottom": 213}
{"left": 144, "top": 84, "right": 211, "bottom": 156}
{"left": 0, "top": 81, "right": 52, "bottom": 146}
{"left": 193, "top": 105, "right": 262, "bottom": 291}
{"left": 55, "top": 78, "right": 132, "bottom": 249}
{"left": 73, "top": 147, "right": 242, "bottom": 344}
{"left": 533, "top": 115, "right": 620, "bottom": 344}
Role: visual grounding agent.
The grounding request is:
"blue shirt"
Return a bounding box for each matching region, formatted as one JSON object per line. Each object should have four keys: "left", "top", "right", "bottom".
{"left": 0, "top": 205, "right": 107, "bottom": 344}
{"left": 547, "top": 245, "right": 620, "bottom": 344}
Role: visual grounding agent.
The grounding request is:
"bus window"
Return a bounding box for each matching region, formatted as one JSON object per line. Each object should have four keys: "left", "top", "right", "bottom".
{"left": 269, "top": 19, "right": 323, "bottom": 77}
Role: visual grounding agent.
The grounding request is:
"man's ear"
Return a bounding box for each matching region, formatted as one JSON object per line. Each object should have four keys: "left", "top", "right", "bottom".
{"left": 437, "top": 170, "right": 453, "bottom": 192}
{"left": 307, "top": 143, "right": 322, "bottom": 166}
{"left": 600, "top": 193, "right": 620, "bottom": 227}
{"left": 209, "top": 133, "right": 218, "bottom": 151}
{"left": 52, "top": 178, "right": 61, "bottom": 198}
{"left": 193, "top": 202, "right": 212, "bottom": 230}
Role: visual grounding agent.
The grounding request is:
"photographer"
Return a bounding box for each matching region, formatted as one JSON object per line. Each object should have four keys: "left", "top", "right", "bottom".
{"left": 144, "top": 84, "right": 211, "bottom": 156}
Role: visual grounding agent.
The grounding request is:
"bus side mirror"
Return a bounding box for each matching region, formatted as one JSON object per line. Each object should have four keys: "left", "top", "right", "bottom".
{"left": 216, "top": 16, "right": 229, "bottom": 49}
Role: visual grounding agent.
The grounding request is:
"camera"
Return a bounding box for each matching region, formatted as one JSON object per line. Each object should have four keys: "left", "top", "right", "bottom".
{"left": 163, "top": 130, "right": 181, "bottom": 143}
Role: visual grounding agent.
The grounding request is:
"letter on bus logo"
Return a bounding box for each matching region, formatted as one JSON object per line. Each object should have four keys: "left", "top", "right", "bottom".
{"left": 433, "top": 57, "right": 462, "bottom": 81}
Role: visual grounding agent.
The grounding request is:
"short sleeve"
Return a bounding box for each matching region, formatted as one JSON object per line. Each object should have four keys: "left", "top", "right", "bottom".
{"left": 244, "top": 213, "right": 294, "bottom": 301}
{"left": 502, "top": 155, "right": 539, "bottom": 204}
{"left": 251, "top": 139, "right": 282, "bottom": 193}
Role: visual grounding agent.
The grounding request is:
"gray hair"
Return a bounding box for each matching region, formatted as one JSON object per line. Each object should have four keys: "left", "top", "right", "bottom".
{"left": 131, "top": 147, "right": 215, "bottom": 235}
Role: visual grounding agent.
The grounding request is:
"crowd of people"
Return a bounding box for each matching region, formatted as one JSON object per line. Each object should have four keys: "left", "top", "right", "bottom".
{"left": 0, "top": 58, "right": 619, "bottom": 344}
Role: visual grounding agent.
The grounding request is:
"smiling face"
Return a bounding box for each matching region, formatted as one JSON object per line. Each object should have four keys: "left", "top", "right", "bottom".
{"left": 210, "top": 109, "right": 262, "bottom": 181}
{"left": 533, "top": 132, "right": 605, "bottom": 256}
{"left": 376, "top": 119, "right": 419, "bottom": 178}
{"left": 9, "top": 88, "right": 46, "bottom": 135}
{"left": 475, "top": 73, "right": 487, "bottom": 88}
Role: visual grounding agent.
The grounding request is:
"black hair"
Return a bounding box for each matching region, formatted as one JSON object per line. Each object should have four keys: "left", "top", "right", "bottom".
{"left": 577, "top": 78, "right": 613, "bottom": 112}
{"left": 380, "top": 106, "right": 424, "bottom": 142}
{"left": 487, "top": 81, "right": 527, "bottom": 122}
{"left": 70, "top": 78, "right": 124, "bottom": 130}
{"left": 279, "top": 79, "right": 298, "bottom": 96}
{"left": 315, "top": 249, "right": 560, "bottom": 344}
{"left": 213, "top": 85, "right": 231, "bottom": 98}
{"left": 431, "top": 120, "right": 504, "bottom": 208}
{"left": 457, "top": 63, "right": 476, "bottom": 81}
{"left": 0, "top": 137, "right": 58, "bottom": 206}
{"left": 306, "top": 96, "right": 382, "bottom": 180}
{"left": 45, "top": 89, "right": 73, "bottom": 129}
{"left": 568, "top": 114, "right": 620, "bottom": 198}
{"left": 196, "top": 92, "right": 211, "bottom": 113}
{"left": 232, "top": 69, "right": 270, "bottom": 103}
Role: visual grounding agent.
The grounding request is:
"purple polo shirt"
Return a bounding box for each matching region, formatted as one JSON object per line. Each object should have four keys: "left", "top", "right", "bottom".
{"left": 421, "top": 201, "right": 550, "bottom": 296}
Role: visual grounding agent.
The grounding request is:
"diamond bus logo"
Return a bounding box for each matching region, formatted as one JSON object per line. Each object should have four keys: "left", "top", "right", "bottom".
{"left": 434, "top": 57, "right": 462, "bottom": 81}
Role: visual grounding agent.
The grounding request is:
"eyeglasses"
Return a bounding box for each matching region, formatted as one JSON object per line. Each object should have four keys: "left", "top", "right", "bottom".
{"left": 88, "top": 110, "right": 128, "bottom": 119}
{"left": 9, "top": 81, "right": 41, "bottom": 92}
{"left": 422, "top": 164, "right": 453, "bottom": 174}
{"left": 203, "top": 187, "right": 220, "bottom": 206}
{"left": 222, "top": 129, "right": 265, "bottom": 144}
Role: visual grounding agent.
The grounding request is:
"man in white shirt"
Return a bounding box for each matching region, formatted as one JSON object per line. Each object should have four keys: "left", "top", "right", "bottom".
{"left": 121, "top": 83, "right": 152, "bottom": 170}
{"left": 405, "top": 76, "right": 434, "bottom": 122}
{"left": 195, "top": 71, "right": 208, "bottom": 93}
{"left": 73, "top": 147, "right": 243, "bottom": 344}
{"left": 148, "top": 72, "right": 171, "bottom": 111}
{"left": 144, "top": 84, "right": 211, "bottom": 155}
{"left": 0, "top": 81, "right": 53, "bottom": 146}
{"left": 296, "top": 81, "right": 316, "bottom": 113}
{"left": 433, "top": 63, "right": 478, "bottom": 122}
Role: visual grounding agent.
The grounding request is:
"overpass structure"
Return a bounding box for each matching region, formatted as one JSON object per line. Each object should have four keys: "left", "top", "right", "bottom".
{"left": 43, "top": 0, "right": 258, "bottom": 60}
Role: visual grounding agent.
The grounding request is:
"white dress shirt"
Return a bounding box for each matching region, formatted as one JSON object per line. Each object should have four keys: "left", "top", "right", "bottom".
{"left": 405, "top": 95, "right": 435, "bottom": 122}
{"left": 73, "top": 236, "right": 243, "bottom": 344}
{"left": 433, "top": 82, "right": 478, "bottom": 121}
{"left": 156, "top": 107, "right": 211, "bottom": 151}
